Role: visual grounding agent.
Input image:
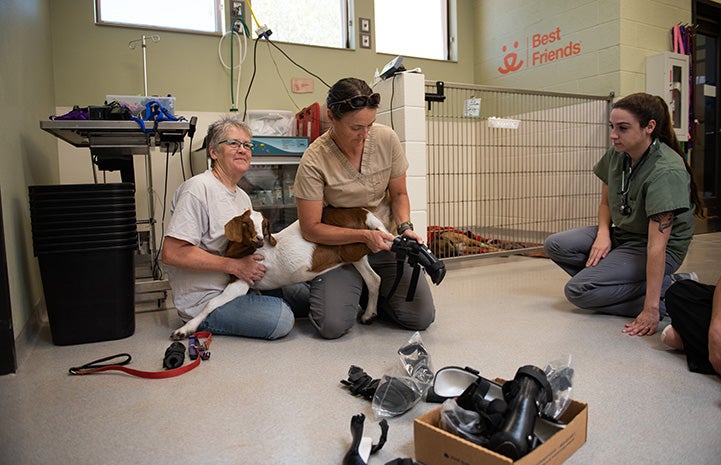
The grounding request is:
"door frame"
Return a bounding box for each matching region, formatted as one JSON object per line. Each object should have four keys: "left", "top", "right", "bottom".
{"left": 0, "top": 191, "right": 17, "bottom": 375}
{"left": 693, "top": 0, "right": 721, "bottom": 219}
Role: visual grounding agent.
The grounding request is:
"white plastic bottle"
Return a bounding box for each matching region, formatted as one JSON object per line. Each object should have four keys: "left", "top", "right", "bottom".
{"left": 283, "top": 169, "right": 295, "bottom": 203}
{"left": 272, "top": 176, "right": 283, "bottom": 204}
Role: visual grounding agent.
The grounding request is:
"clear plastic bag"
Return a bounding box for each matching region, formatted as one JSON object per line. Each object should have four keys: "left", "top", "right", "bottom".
{"left": 398, "top": 331, "right": 434, "bottom": 388}
{"left": 439, "top": 398, "right": 488, "bottom": 446}
{"left": 371, "top": 332, "right": 434, "bottom": 418}
{"left": 542, "top": 354, "right": 574, "bottom": 420}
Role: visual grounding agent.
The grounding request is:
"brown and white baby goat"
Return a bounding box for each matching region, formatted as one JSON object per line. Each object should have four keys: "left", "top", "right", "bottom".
{"left": 171, "top": 207, "right": 391, "bottom": 340}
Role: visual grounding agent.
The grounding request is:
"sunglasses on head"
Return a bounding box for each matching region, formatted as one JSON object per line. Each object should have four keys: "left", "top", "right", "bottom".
{"left": 328, "top": 92, "right": 381, "bottom": 109}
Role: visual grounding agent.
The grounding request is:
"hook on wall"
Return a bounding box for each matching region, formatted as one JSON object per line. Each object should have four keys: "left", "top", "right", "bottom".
{"left": 425, "top": 81, "right": 446, "bottom": 111}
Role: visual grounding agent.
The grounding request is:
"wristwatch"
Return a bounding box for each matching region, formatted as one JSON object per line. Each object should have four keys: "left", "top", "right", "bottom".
{"left": 397, "top": 221, "right": 414, "bottom": 235}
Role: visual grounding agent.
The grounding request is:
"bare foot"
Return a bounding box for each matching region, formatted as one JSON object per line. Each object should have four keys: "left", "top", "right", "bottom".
{"left": 661, "top": 325, "right": 684, "bottom": 350}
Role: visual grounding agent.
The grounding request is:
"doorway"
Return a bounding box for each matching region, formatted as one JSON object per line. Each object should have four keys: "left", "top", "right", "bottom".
{"left": 693, "top": 1, "right": 721, "bottom": 230}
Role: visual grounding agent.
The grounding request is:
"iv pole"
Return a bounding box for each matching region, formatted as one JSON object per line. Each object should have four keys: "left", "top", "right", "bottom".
{"left": 128, "top": 35, "right": 160, "bottom": 95}
{"left": 127, "top": 34, "right": 161, "bottom": 279}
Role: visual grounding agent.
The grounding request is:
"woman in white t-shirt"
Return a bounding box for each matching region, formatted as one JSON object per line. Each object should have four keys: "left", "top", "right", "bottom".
{"left": 162, "top": 116, "right": 306, "bottom": 339}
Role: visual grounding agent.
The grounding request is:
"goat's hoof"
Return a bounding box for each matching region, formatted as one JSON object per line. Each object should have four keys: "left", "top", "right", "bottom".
{"left": 170, "top": 330, "right": 187, "bottom": 340}
{"left": 360, "top": 314, "right": 376, "bottom": 325}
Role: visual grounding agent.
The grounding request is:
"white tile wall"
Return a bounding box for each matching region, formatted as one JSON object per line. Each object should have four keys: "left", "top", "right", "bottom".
{"left": 375, "top": 73, "right": 428, "bottom": 236}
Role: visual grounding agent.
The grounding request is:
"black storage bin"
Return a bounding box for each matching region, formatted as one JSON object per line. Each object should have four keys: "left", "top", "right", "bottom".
{"left": 29, "top": 183, "right": 137, "bottom": 345}
{"left": 37, "top": 246, "right": 136, "bottom": 345}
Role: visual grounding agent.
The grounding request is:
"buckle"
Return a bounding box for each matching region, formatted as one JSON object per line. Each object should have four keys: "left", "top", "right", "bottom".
{"left": 189, "top": 335, "right": 211, "bottom": 361}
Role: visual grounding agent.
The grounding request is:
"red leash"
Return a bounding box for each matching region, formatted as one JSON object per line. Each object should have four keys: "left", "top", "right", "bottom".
{"left": 68, "top": 332, "right": 212, "bottom": 379}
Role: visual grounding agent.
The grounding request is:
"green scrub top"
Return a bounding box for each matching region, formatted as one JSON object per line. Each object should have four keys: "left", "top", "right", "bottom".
{"left": 593, "top": 139, "right": 695, "bottom": 264}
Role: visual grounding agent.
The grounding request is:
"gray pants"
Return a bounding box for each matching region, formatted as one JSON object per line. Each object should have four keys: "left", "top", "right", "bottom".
{"left": 308, "top": 250, "right": 436, "bottom": 339}
{"left": 543, "top": 226, "right": 679, "bottom": 317}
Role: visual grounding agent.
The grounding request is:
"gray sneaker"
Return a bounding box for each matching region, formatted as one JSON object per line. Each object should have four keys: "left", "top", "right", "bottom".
{"left": 670, "top": 272, "right": 698, "bottom": 283}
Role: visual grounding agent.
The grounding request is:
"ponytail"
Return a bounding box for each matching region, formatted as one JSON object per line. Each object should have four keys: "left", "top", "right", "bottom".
{"left": 613, "top": 93, "right": 704, "bottom": 218}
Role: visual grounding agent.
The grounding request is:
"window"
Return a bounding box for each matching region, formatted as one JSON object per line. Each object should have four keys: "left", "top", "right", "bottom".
{"left": 245, "top": 0, "right": 352, "bottom": 49}
{"left": 95, "top": 0, "right": 224, "bottom": 35}
{"left": 375, "top": 0, "right": 456, "bottom": 61}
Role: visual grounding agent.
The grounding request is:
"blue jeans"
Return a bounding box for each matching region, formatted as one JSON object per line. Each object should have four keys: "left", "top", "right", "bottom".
{"left": 197, "top": 283, "right": 309, "bottom": 339}
{"left": 544, "top": 226, "right": 679, "bottom": 317}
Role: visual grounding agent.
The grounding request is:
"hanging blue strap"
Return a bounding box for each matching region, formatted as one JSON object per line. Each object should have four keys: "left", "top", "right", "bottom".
{"left": 130, "top": 100, "right": 185, "bottom": 133}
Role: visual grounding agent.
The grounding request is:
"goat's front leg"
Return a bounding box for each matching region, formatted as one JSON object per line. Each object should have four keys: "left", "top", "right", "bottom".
{"left": 170, "top": 280, "right": 250, "bottom": 339}
{"left": 352, "top": 256, "right": 382, "bottom": 323}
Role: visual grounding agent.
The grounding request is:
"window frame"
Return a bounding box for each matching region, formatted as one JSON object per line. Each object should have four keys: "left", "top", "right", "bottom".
{"left": 94, "top": 0, "right": 225, "bottom": 36}
{"left": 374, "top": 0, "right": 457, "bottom": 62}
{"left": 242, "top": 0, "right": 354, "bottom": 50}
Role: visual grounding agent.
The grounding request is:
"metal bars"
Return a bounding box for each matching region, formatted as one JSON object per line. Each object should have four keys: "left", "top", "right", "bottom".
{"left": 425, "top": 81, "right": 612, "bottom": 260}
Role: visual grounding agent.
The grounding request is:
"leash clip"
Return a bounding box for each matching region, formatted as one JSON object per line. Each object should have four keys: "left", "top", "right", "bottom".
{"left": 189, "top": 335, "right": 211, "bottom": 361}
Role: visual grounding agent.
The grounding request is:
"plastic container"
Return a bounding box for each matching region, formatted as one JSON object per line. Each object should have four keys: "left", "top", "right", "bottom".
{"left": 246, "top": 110, "right": 295, "bottom": 136}
{"left": 105, "top": 95, "right": 176, "bottom": 118}
{"left": 30, "top": 200, "right": 135, "bottom": 213}
{"left": 296, "top": 103, "right": 322, "bottom": 142}
{"left": 38, "top": 246, "right": 136, "bottom": 345}
{"left": 29, "top": 195, "right": 135, "bottom": 207}
{"left": 30, "top": 215, "right": 137, "bottom": 231}
{"left": 30, "top": 207, "right": 136, "bottom": 221}
{"left": 32, "top": 236, "right": 138, "bottom": 256}
{"left": 29, "top": 183, "right": 138, "bottom": 345}
{"left": 31, "top": 223, "right": 137, "bottom": 238}
{"left": 31, "top": 228, "right": 136, "bottom": 243}
{"left": 29, "top": 182, "right": 135, "bottom": 196}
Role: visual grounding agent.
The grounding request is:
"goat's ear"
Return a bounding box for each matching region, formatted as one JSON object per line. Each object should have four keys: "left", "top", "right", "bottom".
{"left": 262, "top": 217, "right": 277, "bottom": 246}
{"left": 225, "top": 216, "right": 246, "bottom": 242}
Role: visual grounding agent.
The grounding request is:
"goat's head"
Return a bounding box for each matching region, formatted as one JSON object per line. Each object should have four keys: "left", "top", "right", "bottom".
{"left": 225, "top": 209, "right": 276, "bottom": 250}
{"left": 259, "top": 212, "right": 277, "bottom": 247}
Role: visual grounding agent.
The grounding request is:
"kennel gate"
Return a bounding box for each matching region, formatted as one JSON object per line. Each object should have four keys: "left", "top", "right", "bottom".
{"left": 424, "top": 81, "right": 613, "bottom": 260}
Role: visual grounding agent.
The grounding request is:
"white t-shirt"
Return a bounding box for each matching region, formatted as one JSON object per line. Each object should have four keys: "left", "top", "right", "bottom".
{"left": 164, "top": 170, "right": 253, "bottom": 320}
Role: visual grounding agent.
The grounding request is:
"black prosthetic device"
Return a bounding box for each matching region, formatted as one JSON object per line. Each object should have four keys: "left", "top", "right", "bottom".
{"left": 388, "top": 236, "right": 446, "bottom": 301}
{"left": 162, "top": 341, "right": 186, "bottom": 370}
{"left": 488, "top": 365, "right": 553, "bottom": 459}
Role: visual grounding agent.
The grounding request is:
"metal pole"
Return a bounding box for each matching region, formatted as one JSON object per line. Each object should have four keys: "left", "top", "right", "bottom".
{"left": 141, "top": 35, "right": 148, "bottom": 96}
{"left": 143, "top": 145, "right": 158, "bottom": 279}
{"left": 128, "top": 35, "right": 160, "bottom": 96}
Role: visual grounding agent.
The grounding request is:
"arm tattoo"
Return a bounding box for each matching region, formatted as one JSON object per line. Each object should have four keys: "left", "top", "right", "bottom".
{"left": 650, "top": 212, "right": 674, "bottom": 232}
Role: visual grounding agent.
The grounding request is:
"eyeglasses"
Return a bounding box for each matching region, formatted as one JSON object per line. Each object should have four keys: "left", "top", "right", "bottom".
{"left": 220, "top": 139, "right": 254, "bottom": 150}
{"left": 328, "top": 92, "right": 381, "bottom": 109}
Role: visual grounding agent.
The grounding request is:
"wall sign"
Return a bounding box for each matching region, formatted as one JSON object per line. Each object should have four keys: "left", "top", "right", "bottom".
{"left": 498, "top": 27, "right": 582, "bottom": 75}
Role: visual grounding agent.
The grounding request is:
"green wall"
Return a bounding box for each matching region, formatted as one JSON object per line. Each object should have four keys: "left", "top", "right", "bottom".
{"left": 50, "top": 0, "right": 477, "bottom": 113}
{"left": 473, "top": 0, "right": 699, "bottom": 98}
{"left": 0, "top": 0, "right": 57, "bottom": 348}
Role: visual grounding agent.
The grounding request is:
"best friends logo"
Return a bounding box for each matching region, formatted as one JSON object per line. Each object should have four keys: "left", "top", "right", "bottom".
{"left": 498, "top": 27, "right": 581, "bottom": 75}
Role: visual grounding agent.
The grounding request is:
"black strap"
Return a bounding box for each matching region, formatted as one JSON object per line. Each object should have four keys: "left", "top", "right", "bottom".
{"left": 406, "top": 264, "right": 421, "bottom": 302}
{"left": 385, "top": 257, "right": 407, "bottom": 302}
{"left": 385, "top": 258, "right": 421, "bottom": 302}
{"left": 341, "top": 365, "right": 379, "bottom": 401}
{"left": 69, "top": 353, "right": 132, "bottom": 375}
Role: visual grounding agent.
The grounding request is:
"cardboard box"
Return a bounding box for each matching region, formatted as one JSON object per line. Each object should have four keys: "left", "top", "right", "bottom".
{"left": 414, "top": 398, "right": 587, "bottom": 465}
